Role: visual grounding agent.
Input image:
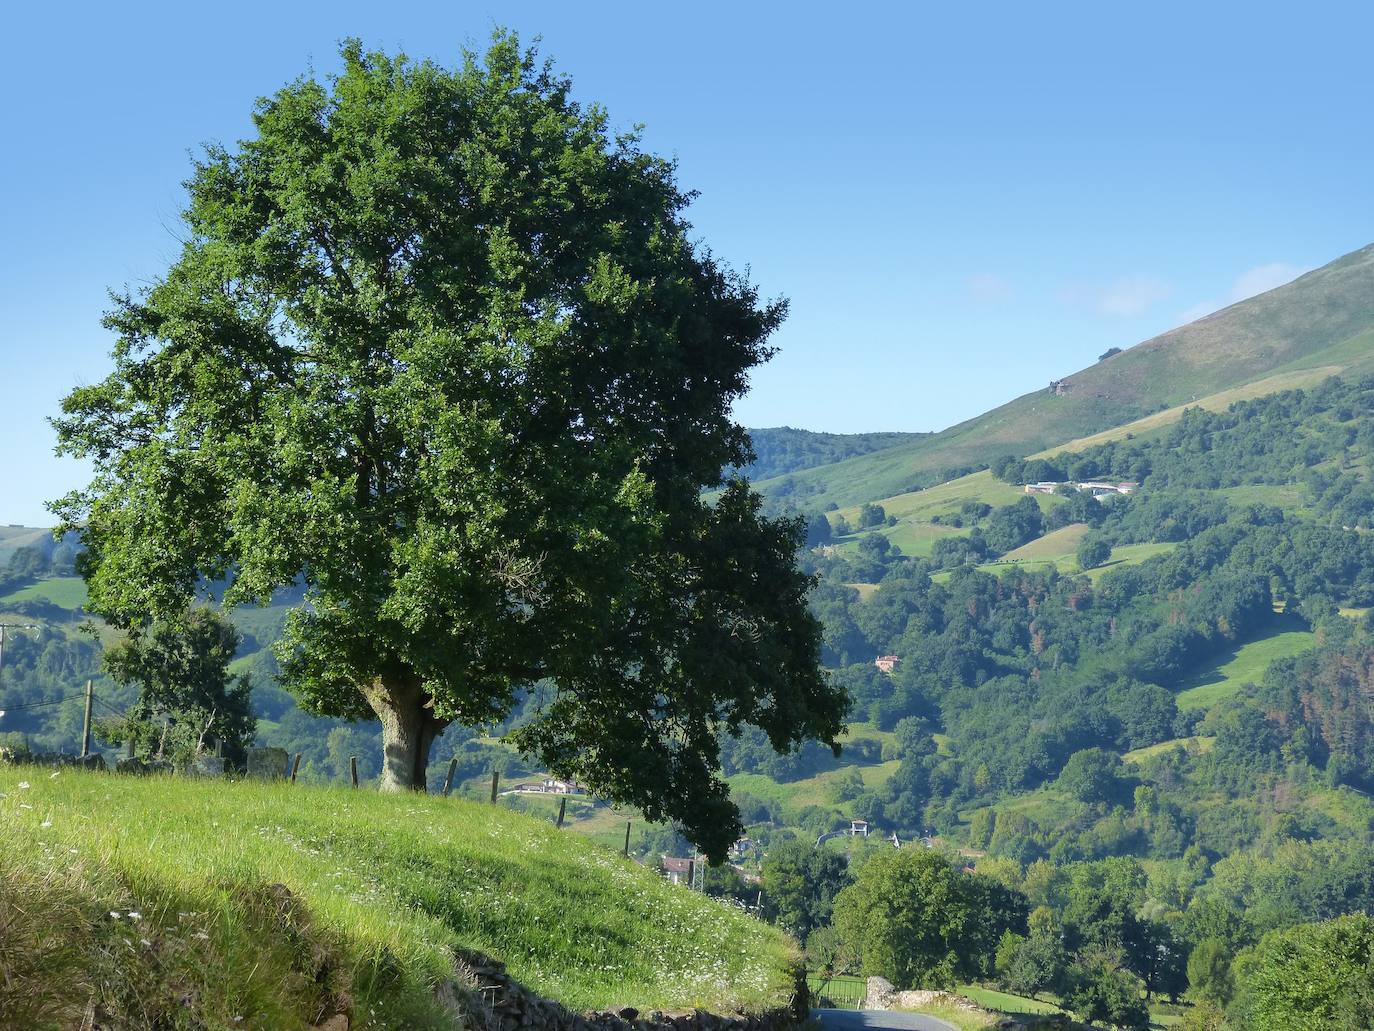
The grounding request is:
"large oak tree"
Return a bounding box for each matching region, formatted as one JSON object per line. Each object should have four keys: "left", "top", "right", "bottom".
{"left": 51, "top": 35, "right": 846, "bottom": 860}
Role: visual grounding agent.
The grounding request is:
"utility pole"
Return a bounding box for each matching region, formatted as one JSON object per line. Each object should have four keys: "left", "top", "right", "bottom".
{"left": 80, "top": 680, "right": 93, "bottom": 758}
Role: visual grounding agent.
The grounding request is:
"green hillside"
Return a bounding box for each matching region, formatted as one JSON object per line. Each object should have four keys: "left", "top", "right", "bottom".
{"left": 1173, "top": 618, "right": 1319, "bottom": 711}
{"left": 0, "top": 768, "right": 798, "bottom": 1029}
{"left": 740, "top": 427, "right": 928, "bottom": 481}
{"left": 751, "top": 242, "right": 1374, "bottom": 510}
{"left": 0, "top": 525, "right": 51, "bottom": 567}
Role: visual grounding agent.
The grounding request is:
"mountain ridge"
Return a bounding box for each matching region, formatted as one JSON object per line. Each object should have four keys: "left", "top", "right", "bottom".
{"left": 749, "top": 241, "right": 1374, "bottom": 511}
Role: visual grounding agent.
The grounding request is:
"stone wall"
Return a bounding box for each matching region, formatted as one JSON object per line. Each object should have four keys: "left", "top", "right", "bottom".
{"left": 436, "top": 948, "right": 807, "bottom": 1031}
{"left": 863, "top": 976, "right": 1077, "bottom": 1030}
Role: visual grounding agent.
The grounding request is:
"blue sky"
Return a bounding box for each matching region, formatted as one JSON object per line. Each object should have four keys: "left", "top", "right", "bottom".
{"left": 3, "top": 1, "right": 1373, "bottom": 524}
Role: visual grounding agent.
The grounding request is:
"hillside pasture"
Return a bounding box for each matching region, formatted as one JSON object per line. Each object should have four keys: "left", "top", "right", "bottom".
{"left": 1081, "top": 542, "right": 1178, "bottom": 581}
{"left": 1123, "top": 736, "right": 1216, "bottom": 764}
{"left": 0, "top": 575, "right": 89, "bottom": 609}
{"left": 0, "top": 768, "right": 797, "bottom": 1026}
{"left": 999, "top": 522, "right": 1091, "bottom": 562}
{"left": 1172, "top": 618, "right": 1318, "bottom": 710}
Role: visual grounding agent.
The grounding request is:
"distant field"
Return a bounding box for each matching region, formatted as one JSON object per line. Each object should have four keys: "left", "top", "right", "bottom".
{"left": 877, "top": 520, "right": 968, "bottom": 558}
{"left": 1218, "top": 483, "right": 1310, "bottom": 513}
{"left": 728, "top": 759, "right": 900, "bottom": 816}
{"left": 1000, "top": 523, "right": 1090, "bottom": 562}
{"left": 1081, "top": 541, "right": 1178, "bottom": 581}
{"left": 929, "top": 534, "right": 1175, "bottom": 586}
{"left": 1123, "top": 736, "right": 1216, "bottom": 764}
{"left": 862, "top": 471, "right": 1031, "bottom": 522}
{"left": 1173, "top": 619, "right": 1318, "bottom": 710}
{"left": 844, "top": 582, "right": 881, "bottom": 600}
{"left": 0, "top": 575, "right": 88, "bottom": 609}
{"left": 830, "top": 472, "right": 1067, "bottom": 565}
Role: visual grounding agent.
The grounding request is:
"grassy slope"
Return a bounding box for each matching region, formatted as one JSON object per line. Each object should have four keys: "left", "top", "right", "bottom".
{"left": 1172, "top": 617, "right": 1318, "bottom": 710}
{"left": 1123, "top": 736, "right": 1217, "bottom": 764}
{"left": 750, "top": 242, "right": 1374, "bottom": 510}
{"left": 0, "top": 575, "right": 90, "bottom": 609}
{"left": 0, "top": 769, "right": 797, "bottom": 1029}
{"left": 0, "top": 525, "right": 51, "bottom": 567}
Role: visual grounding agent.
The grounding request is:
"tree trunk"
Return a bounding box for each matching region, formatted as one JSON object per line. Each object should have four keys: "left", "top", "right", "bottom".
{"left": 364, "top": 678, "right": 447, "bottom": 792}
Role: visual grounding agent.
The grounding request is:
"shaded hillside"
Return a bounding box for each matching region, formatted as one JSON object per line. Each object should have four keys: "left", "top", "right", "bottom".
{"left": 738, "top": 427, "right": 927, "bottom": 481}
{"left": 752, "top": 242, "right": 1374, "bottom": 510}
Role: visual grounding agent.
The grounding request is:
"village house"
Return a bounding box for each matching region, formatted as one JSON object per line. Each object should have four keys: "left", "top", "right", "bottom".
{"left": 661, "top": 856, "right": 694, "bottom": 885}
{"left": 506, "top": 776, "right": 586, "bottom": 796}
{"left": 874, "top": 654, "right": 899, "bottom": 674}
{"left": 1022, "top": 480, "right": 1139, "bottom": 498}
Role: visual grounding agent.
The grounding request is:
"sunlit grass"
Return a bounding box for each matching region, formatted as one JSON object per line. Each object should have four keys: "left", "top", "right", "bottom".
{"left": 0, "top": 575, "right": 89, "bottom": 609}
{"left": 1173, "top": 620, "right": 1317, "bottom": 710}
{"left": 0, "top": 767, "right": 797, "bottom": 1028}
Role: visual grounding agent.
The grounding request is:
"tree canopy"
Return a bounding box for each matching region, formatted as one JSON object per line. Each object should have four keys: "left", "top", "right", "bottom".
{"left": 50, "top": 33, "right": 846, "bottom": 861}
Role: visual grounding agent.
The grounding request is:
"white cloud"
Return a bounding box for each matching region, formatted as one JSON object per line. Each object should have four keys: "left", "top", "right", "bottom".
{"left": 1095, "top": 276, "right": 1173, "bottom": 317}
{"left": 1176, "top": 300, "right": 1219, "bottom": 325}
{"left": 1175, "top": 261, "right": 1309, "bottom": 325}
{"left": 1229, "top": 262, "right": 1305, "bottom": 301}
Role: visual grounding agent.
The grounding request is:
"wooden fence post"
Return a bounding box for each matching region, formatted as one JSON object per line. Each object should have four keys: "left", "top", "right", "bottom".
{"left": 623, "top": 819, "right": 632, "bottom": 857}
{"left": 556, "top": 796, "right": 567, "bottom": 828}
{"left": 290, "top": 752, "right": 302, "bottom": 782}
{"left": 80, "top": 681, "right": 93, "bottom": 758}
{"left": 443, "top": 758, "right": 457, "bottom": 797}
{"left": 350, "top": 755, "right": 359, "bottom": 787}
{"left": 489, "top": 769, "right": 500, "bottom": 803}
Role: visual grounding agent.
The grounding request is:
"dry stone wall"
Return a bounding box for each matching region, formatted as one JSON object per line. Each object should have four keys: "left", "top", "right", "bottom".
{"left": 438, "top": 949, "right": 808, "bottom": 1031}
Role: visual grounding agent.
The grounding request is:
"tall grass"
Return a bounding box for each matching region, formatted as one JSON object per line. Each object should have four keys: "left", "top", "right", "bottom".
{"left": 0, "top": 768, "right": 797, "bottom": 1029}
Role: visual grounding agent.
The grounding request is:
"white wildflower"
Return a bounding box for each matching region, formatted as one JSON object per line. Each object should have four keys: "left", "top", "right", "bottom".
{"left": 17, "top": 781, "right": 29, "bottom": 790}
{"left": 49, "top": 771, "right": 60, "bottom": 779}
{"left": 128, "top": 911, "right": 142, "bottom": 921}
{"left": 40, "top": 820, "right": 52, "bottom": 829}
{"left": 110, "top": 911, "right": 122, "bottom": 919}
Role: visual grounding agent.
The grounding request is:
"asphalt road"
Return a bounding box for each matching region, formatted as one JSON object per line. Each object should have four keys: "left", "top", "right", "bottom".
{"left": 811, "top": 1009, "right": 958, "bottom": 1031}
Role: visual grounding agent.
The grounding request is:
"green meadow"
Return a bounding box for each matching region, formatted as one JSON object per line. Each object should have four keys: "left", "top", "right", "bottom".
{"left": 0, "top": 768, "right": 798, "bottom": 1029}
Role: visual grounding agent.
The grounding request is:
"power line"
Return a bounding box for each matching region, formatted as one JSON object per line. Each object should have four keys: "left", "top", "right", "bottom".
{"left": 0, "top": 690, "right": 129, "bottom": 718}
{"left": 0, "top": 695, "right": 74, "bottom": 713}
{"left": 91, "top": 694, "right": 128, "bottom": 717}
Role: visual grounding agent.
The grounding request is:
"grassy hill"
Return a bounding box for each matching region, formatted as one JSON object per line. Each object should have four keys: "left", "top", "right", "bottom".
{"left": 0, "top": 525, "right": 53, "bottom": 567}
{"left": 1172, "top": 616, "right": 1318, "bottom": 710}
{"left": 0, "top": 767, "right": 798, "bottom": 1030}
{"left": 750, "top": 242, "right": 1374, "bottom": 510}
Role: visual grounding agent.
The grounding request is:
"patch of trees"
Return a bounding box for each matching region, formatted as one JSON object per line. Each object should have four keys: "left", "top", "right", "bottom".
{"left": 833, "top": 848, "right": 1027, "bottom": 988}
